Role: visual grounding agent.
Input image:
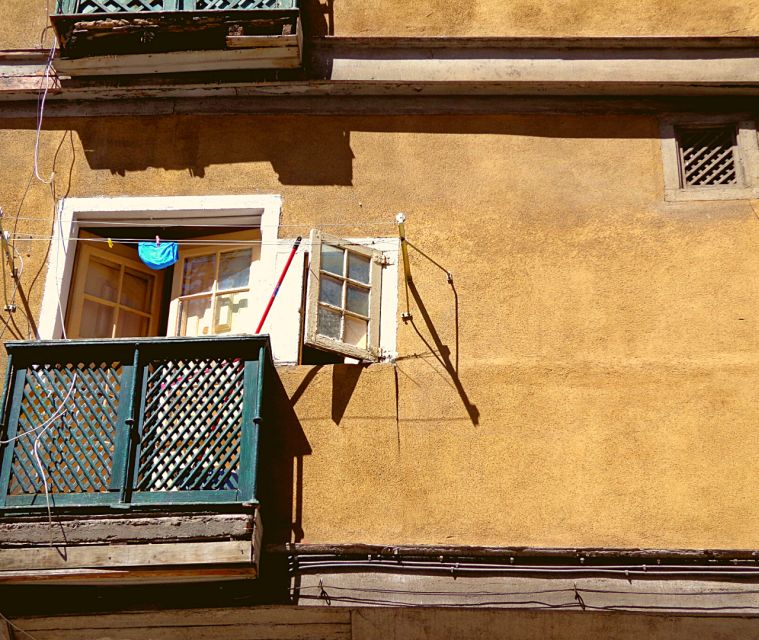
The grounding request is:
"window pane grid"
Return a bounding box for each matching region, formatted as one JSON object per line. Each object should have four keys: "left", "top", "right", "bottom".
{"left": 316, "top": 245, "right": 372, "bottom": 347}
{"left": 317, "top": 301, "right": 370, "bottom": 321}
{"left": 177, "top": 247, "right": 252, "bottom": 337}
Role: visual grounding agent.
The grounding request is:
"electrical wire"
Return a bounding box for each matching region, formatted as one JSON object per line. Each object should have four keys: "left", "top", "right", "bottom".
{"left": 7, "top": 216, "right": 397, "bottom": 228}
{"left": 33, "top": 38, "right": 58, "bottom": 186}
{"left": 291, "top": 560, "right": 759, "bottom": 579}
{"left": 295, "top": 581, "right": 759, "bottom": 612}
{"left": 0, "top": 375, "right": 77, "bottom": 447}
{"left": 296, "top": 583, "right": 759, "bottom": 599}
{"left": 0, "top": 235, "right": 402, "bottom": 250}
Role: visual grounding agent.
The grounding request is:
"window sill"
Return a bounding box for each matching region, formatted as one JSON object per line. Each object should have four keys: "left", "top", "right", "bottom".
{"left": 664, "top": 185, "right": 759, "bottom": 202}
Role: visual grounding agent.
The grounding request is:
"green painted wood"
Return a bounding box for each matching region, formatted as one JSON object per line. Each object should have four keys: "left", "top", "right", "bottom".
{"left": 5, "top": 491, "right": 120, "bottom": 508}
{"left": 2, "top": 336, "right": 268, "bottom": 513}
{"left": 56, "top": 0, "right": 77, "bottom": 13}
{"left": 136, "top": 357, "right": 244, "bottom": 492}
{"left": 237, "top": 357, "right": 259, "bottom": 503}
{"left": 130, "top": 489, "right": 241, "bottom": 504}
{"left": 110, "top": 358, "right": 136, "bottom": 495}
{"left": 0, "top": 367, "right": 26, "bottom": 508}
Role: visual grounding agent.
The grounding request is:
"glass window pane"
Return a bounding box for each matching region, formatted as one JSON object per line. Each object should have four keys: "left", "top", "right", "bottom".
{"left": 79, "top": 300, "right": 114, "bottom": 338}
{"left": 344, "top": 316, "right": 368, "bottom": 350}
{"left": 215, "top": 292, "right": 249, "bottom": 334}
{"left": 317, "top": 305, "right": 342, "bottom": 340}
{"left": 179, "top": 296, "right": 213, "bottom": 337}
{"left": 120, "top": 269, "right": 153, "bottom": 312}
{"left": 182, "top": 254, "right": 216, "bottom": 296}
{"left": 219, "top": 249, "right": 252, "bottom": 291}
{"left": 115, "top": 310, "right": 150, "bottom": 337}
{"left": 321, "top": 244, "right": 344, "bottom": 276}
{"left": 346, "top": 285, "right": 369, "bottom": 316}
{"left": 348, "top": 253, "right": 371, "bottom": 284}
{"left": 319, "top": 275, "right": 343, "bottom": 308}
{"left": 84, "top": 257, "right": 119, "bottom": 302}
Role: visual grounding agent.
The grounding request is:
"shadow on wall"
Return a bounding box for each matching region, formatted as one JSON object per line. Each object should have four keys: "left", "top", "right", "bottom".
{"left": 300, "top": 0, "right": 335, "bottom": 37}
{"left": 76, "top": 117, "right": 355, "bottom": 184}
{"left": 20, "top": 114, "right": 659, "bottom": 187}
{"left": 256, "top": 362, "right": 313, "bottom": 602}
{"left": 398, "top": 239, "right": 479, "bottom": 426}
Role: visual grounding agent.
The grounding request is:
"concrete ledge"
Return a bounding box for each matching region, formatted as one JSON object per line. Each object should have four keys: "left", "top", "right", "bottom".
{"left": 309, "top": 38, "right": 759, "bottom": 92}
{"left": 2, "top": 36, "right": 759, "bottom": 104}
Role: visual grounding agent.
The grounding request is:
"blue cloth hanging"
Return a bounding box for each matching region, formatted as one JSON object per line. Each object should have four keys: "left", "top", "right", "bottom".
{"left": 138, "top": 241, "right": 179, "bottom": 270}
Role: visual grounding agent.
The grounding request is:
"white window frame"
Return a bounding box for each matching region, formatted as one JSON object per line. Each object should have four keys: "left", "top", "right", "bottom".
{"left": 660, "top": 115, "right": 759, "bottom": 202}
{"left": 40, "top": 195, "right": 281, "bottom": 341}
{"left": 305, "top": 229, "right": 384, "bottom": 362}
{"left": 166, "top": 231, "right": 261, "bottom": 338}
{"left": 40, "top": 195, "right": 399, "bottom": 364}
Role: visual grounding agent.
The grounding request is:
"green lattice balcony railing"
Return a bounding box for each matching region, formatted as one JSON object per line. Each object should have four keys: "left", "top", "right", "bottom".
{"left": 54, "top": 0, "right": 298, "bottom": 14}
{"left": 0, "top": 336, "right": 269, "bottom": 512}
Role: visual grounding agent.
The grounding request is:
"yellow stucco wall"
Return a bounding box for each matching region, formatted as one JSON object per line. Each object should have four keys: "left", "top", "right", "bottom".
{"left": 303, "top": 0, "right": 759, "bottom": 37}
{"left": 0, "top": 114, "right": 758, "bottom": 550}
{"left": 2, "top": 0, "right": 759, "bottom": 49}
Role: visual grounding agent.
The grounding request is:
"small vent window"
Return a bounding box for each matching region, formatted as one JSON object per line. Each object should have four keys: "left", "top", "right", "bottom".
{"left": 676, "top": 125, "right": 739, "bottom": 188}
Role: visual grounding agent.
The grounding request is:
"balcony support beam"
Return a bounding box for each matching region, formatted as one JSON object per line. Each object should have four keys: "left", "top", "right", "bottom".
{"left": 0, "top": 509, "right": 262, "bottom": 584}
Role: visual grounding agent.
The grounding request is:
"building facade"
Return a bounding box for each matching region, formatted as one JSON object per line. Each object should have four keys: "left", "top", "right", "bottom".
{"left": 0, "top": 1, "right": 758, "bottom": 638}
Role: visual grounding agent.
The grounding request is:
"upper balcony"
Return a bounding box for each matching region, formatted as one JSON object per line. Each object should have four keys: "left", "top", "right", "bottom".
{"left": 50, "top": 0, "right": 302, "bottom": 76}
{"left": 0, "top": 335, "right": 270, "bottom": 584}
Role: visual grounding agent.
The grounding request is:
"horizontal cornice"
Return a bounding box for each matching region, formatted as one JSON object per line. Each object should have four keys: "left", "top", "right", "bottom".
{"left": 1, "top": 36, "right": 759, "bottom": 108}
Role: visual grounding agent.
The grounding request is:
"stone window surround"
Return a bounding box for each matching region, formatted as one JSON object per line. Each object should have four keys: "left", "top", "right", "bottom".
{"left": 660, "top": 114, "right": 759, "bottom": 202}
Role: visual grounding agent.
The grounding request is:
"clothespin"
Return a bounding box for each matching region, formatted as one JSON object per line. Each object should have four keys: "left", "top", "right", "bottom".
{"left": 155, "top": 235, "right": 161, "bottom": 247}
{"left": 107, "top": 238, "right": 113, "bottom": 249}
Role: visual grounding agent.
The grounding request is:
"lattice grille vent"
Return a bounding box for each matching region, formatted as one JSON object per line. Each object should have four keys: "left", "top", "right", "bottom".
{"left": 677, "top": 125, "right": 739, "bottom": 188}
{"left": 8, "top": 363, "right": 121, "bottom": 495}
{"left": 136, "top": 358, "right": 244, "bottom": 492}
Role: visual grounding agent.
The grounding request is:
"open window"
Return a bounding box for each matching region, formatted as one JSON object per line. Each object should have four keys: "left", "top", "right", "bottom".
{"left": 65, "top": 230, "right": 261, "bottom": 341}
{"left": 167, "top": 233, "right": 260, "bottom": 338}
{"left": 42, "top": 196, "right": 398, "bottom": 364}
{"left": 305, "top": 230, "right": 384, "bottom": 362}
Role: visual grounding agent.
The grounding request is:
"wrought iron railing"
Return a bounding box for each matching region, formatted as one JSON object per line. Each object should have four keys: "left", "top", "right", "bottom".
{"left": 54, "top": 0, "right": 298, "bottom": 14}
{"left": 0, "top": 336, "right": 268, "bottom": 511}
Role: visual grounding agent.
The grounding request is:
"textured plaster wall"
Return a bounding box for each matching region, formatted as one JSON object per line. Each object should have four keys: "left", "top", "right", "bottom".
{"left": 3, "top": 0, "right": 759, "bottom": 49}
{"left": 0, "top": 114, "right": 758, "bottom": 550}
{"left": 303, "top": 0, "right": 759, "bottom": 37}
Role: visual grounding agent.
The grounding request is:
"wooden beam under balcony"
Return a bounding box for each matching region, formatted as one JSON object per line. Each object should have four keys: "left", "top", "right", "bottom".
{"left": 0, "top": 511, "right": 263, "bottom": 584}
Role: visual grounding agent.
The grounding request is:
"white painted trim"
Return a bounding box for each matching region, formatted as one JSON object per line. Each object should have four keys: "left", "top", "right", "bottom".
{"left": 303, "top": 235, "right": 399, "bottom": 363}
{"left": 39, "top": 195, "right": 399, "bottom": 364}
{"left": 39, "top": 195, "right": 282, "bottom": 341}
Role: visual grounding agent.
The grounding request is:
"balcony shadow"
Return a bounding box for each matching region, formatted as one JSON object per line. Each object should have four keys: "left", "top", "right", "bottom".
{"left": 24, "top": 110, "right": 669, "bottom": 190}
{"left": 254, "top": 364, "right": 313, "bottom": 602}
{"left": 69, "top": 116, "right": 354, "bottom": 185}
{"left": 300, "top": 0, "right": 335, "bottom": 37}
